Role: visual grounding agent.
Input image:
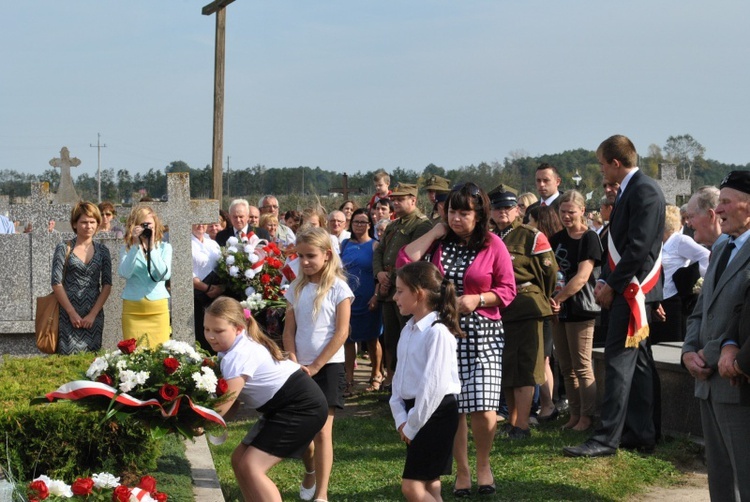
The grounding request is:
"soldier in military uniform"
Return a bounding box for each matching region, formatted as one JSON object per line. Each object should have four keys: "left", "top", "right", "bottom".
{"left": 489, "top": 185, "right": 559, "bottom": 439}
{"left": 373, "top": 182, "right": 433, "bottom": 387}
{"left": 423, "top": 175, "right": 451, "bottom": 221}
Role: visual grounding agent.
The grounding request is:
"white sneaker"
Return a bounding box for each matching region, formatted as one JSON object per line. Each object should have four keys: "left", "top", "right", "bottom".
{"left": 300, "top": 472, "right": 316, "bottom": 501}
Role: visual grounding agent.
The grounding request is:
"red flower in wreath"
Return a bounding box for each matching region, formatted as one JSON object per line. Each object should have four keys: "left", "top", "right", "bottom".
{"left": 28, "top": 480, "right": 49, "bottom": 500}
{"left": 216, "top": 378, "right": 229, "bottom": 396}
{"left": 71, "top": 477, "right": 95, "bottom": 496}
{"left": 260, "top": 273, "right": 272, "bottom": 285}
{"left": 96, "top": 374, "right": 114, "bottom": 386}
{"left": 138, "top": 475, "right": 158, "bottom": 494}
{"left": 153, "top": 492, "right": 169, "bottom": 502}
{"left": 117, "top": 338, "right": 137, "bottom": 354}
{"left": 112, "top": 485, "right": 133, "bottom": 502}
{"left": 159, "top": 384, "right": 180, "bottom": 402}
{"left": 163, "top": 357, "right": 180, "bottom": 375}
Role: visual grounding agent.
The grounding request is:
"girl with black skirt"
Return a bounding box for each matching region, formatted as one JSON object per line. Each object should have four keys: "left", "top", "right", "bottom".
{"left": 205, "top": 297, "right": 328, "bottom": 502}
{"left": 390, "top": 262, "right": 464, "bottom": 501}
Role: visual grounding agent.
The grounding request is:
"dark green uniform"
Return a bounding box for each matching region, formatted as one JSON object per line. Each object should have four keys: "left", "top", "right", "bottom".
{"left": 496, "top": 219, "right": 558, "bottom": 385}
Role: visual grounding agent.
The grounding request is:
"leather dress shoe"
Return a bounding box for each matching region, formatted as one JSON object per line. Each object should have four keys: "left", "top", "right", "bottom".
{"left": 563, "top": 439, "right": 616, "bottom": 458}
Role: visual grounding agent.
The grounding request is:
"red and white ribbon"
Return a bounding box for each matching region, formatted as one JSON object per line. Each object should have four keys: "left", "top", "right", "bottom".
{"left": 607, "top": 232, "right": 662, "bottom": 348}
{"left": 46, "top": 381, "right": 226, "bottom": 428}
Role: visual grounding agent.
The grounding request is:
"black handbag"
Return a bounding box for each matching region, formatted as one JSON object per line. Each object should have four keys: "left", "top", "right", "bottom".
{"left": 565, "top": 231, "right": 602, "bottom": 319}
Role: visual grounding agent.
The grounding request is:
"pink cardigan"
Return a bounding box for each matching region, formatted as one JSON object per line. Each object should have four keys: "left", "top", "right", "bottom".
{"left": 396, "top": 232, "right": 516, "bottom": 321}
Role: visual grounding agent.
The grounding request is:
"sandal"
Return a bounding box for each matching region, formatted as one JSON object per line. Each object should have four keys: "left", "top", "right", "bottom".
{"left": 365, "top": 374, "right": 384, "bottom": 392}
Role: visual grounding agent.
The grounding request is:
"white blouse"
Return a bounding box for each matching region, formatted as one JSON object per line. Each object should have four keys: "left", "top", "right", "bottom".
{"left": 662, "top": 232, "right": 710, "bottom": 299}
{"left": 389, "top": 311, "right": 461, "bottom": 440}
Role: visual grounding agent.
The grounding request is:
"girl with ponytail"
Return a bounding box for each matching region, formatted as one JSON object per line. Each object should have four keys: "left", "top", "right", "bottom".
{"left": 389, "top": 261, "right": 463, "bottom": 501}
{"left": 204, "top": 297, "right": 328, "bottom": 502}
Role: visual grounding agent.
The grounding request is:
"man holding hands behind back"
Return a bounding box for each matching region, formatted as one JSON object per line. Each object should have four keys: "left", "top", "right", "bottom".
{"left": 564, "top": 135, "right": 665, "bottom": 458}
{"left": 681, "top": 171, "right": 750, "bottom": 501}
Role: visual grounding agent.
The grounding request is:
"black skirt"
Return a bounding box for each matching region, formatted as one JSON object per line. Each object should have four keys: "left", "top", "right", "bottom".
{"left": 403, "top": 394, "right": 459, "bottom": 481}
{"left": 242, "top": 369, "right": 328, "bottom": 458}
{"left": 311, "top": 362, "right": 346, "bottom": 410}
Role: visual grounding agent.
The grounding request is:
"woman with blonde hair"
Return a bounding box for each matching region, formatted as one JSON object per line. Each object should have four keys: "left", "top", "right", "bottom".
{"left": 119, "top": 205, "right": 172, "bottom": 348}
{"left": 52, "top": 201, "right": 112, "bottom": 354}
{"left": 516, "top": 192, "right": 538, "bottom": 219}
{"left": 549, "top": 190, "right": 602, "bottom": 431}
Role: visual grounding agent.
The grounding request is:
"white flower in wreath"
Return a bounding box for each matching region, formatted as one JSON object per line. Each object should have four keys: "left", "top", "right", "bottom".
{"left": 227, "top": 246, "right": 238, "bottom": 254}
{"left": 229, "top": 265, "right": 240, "bottom": 277}
{"left": 192, "top": 367, "right": 218, "bottom": 393}
{"left": 248, "top": 253, "right": 260, "bottom": 264}
{"left": 86, "top": 356, "right": 109, "bottom": 379}
{"left": 244, "top": 244, "right": 254, "bottom": 254}
{"left": 33, "top": 476, "right": 73, "bottom": 497}
{"left": 92, "top": 472, "right": 120, "bottom": 489}
{"left": 244, "top": 286, "right": 256, "bottom": 297}
{"left": 226, "top": 236, "right": 239, "bottom": 246}
{"left": 115, "top": 359, "right": 129, "bottom": 371}
{"left": 244, "top": 269, "right": 255, "bottom": 279}
{"left": 225, "top": 255, "right": 236, "bottom": 266}
{"left": 118, "top": 369, "right": 149, "bottom": 393}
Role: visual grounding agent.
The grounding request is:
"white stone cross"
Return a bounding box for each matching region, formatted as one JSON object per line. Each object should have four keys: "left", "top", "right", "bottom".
{"left": 657, "top": 163, "right": 692, "bottom": 205}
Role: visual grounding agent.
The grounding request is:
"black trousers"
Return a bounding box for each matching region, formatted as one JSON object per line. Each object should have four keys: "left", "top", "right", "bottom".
{"left": 591, "top": 295, "right": 656, "bottom": 449}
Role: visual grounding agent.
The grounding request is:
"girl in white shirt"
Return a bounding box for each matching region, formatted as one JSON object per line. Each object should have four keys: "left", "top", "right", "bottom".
{"left": 205, "top": 297, "right": 328, "bottom": 502}
{"left": 282, "top": 227, "right": 353, "bottom": 502}
{"left": 390, "top": 261, "right": 463, "bottom": 501}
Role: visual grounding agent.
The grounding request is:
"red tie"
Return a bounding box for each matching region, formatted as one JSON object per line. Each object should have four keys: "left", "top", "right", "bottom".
{"left": 541, "top": 201, "right": 547, "bottom": 207}
{"left": 240, "top": 231, "right": 247, "bottom": 239}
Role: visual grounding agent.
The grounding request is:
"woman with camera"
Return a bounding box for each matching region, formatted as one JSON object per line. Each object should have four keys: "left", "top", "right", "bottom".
{"left": 119, "top": 206, "right": 173, "bottom": 348}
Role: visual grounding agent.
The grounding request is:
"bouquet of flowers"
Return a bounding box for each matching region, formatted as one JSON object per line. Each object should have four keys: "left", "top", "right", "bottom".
{"left": 39, "top": 339, "right": 230, "bottom": 439}
{"left": 23, "top": 473, "right": 167, "bottom": 502}
{"left": 216, "top": 237, "right": 290, "bottom": 314}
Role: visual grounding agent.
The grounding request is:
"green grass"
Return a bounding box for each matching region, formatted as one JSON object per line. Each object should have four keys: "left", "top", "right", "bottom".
{"left": 209, "top": 393, "right": 696, "bottom": 501}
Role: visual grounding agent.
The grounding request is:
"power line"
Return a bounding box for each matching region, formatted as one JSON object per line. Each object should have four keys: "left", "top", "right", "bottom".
{"left": 90, "top": 133, "right": 107, "bottom": 202}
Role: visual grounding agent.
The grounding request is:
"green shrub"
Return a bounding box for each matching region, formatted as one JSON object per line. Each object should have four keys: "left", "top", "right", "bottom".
{"left": 0, "top": 354, "right": 159, "bottom": 481}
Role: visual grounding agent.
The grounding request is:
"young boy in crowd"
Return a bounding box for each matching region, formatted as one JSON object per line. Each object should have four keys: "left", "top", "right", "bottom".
{"left": 367, "top": 170, "right": 392, "bottom": 210}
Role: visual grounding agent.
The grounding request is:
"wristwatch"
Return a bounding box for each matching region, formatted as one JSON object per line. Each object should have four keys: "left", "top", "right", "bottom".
{"left": 479, "top": 293, "right": 486, "bottom": 307}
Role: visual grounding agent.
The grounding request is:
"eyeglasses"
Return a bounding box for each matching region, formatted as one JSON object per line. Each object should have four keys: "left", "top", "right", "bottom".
{"left": 330, "top": 219, "right": 346, "bottom": 224}
{"left": 352, "top": 220, "right": 370, "bottom": 225}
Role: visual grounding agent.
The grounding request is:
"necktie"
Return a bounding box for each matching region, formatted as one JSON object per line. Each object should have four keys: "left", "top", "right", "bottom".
{"left": 540, "top": 201, "right": 546, "bottom": 207}
{"left": 714, "top": 241, "right": 735, "bottom": 281}
{"left": 239, "top": 231, "right": 247, "bottom": 239}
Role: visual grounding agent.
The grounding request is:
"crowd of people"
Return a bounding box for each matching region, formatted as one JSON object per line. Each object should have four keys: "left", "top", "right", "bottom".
{"left": 29, "top": 133, "right": 750, "bottom": 501}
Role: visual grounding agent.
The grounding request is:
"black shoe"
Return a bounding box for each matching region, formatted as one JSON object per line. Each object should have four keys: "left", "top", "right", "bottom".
{"left": 453, "top": 487, "right": 472, "bottom": 498}
{"left": 619, "top": 441, "right": 656, "bottom": 454}
{"left": 497, "top": 422, "right": 513, "bottom": 436}
{"left": 538, "top": 408, "right": 560, "bottom": 423}
{"left": 507, "top": 426, "right": 531, "bottom": 440}
{"left": 477, "top": 483, "right": 496, "bottom": 495}
{"left": 563, "top": 439, "right": 616, "bottom": 458}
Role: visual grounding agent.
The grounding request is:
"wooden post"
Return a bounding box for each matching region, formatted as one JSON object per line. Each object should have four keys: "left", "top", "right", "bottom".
{"left": 203, "top": 0, "right": 236, "bottom": 202}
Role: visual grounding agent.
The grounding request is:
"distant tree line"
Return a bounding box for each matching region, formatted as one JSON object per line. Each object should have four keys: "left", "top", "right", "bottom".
{"left": 2, "top": 135, "right": 747, "bottom": 209}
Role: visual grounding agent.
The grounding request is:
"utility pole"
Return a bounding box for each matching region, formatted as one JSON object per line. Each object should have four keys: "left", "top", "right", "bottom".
{"left": 90, "top": 133, "right": 107, "bottom": 202}
{"left": 226, "top": 155, "right": 231, "bottom": 197}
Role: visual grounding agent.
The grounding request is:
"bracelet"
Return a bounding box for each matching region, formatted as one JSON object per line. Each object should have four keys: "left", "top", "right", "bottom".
{"left": 479, "top": 293, "right": 486, "bottom": 307}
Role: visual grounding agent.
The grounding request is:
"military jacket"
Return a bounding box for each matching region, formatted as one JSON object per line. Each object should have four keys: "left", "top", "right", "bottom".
{"left": 373, "top": 210, "right": 432, "bottom": 300}
{"left": 496, "top": 219, "right": 558, "bottom": 322}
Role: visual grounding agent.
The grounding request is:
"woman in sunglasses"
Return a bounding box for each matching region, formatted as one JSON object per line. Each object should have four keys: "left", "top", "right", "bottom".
{"left": 398, "top": 182, "right": 516, "bottom": 497}
{"left": 98, "top": 201, "right": 124, "bottom": 239}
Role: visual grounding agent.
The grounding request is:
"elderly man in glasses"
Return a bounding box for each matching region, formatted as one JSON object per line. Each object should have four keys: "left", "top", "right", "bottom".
{"left": 259, "top": 195, "right": 295, "bottom": 245}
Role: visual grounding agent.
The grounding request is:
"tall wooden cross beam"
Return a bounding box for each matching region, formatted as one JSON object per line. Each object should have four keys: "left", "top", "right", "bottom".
{"left": 203, "top": 0, "right": 236, "bottom": 202}
{"left": 329, "top": 173, "right": 363, "bottom": 200}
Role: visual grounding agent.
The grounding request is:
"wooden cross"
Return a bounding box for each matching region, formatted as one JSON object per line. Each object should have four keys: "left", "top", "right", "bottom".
{"left": 329, "top": 173, "right": 363, "bottom": 200}
{"left": 203, "top": 0, "right": 236, "bottom": 201}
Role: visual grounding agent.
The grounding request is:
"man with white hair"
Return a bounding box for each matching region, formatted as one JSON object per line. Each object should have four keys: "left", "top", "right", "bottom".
{"left": 328, "top": 210, "right": 351, "bottom": 244}
{"left": 259, "top": 195, "right": 295, "bottom": 244}
{"left": 215, "top": 199, "right": 271, "bottom": 246}
{"left": 686, "top": 185, "right": 724, "bottom": 249}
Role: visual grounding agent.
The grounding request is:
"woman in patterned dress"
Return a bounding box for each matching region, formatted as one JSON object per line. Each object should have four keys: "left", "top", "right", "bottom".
{"left": 398, "top": 182, "right": 516, "bottom": 496}
{"left": 52, "top": 201, "right": 112, "bottom": 354}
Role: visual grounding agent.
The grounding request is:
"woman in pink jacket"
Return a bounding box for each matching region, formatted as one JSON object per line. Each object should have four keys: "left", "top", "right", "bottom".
{"left": 398, "top": 182, "right": 516, "bottom": 497}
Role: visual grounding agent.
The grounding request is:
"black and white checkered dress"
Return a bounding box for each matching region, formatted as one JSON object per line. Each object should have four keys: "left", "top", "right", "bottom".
{"left": 441, "top": 241, "right": 504, "bottom": 413}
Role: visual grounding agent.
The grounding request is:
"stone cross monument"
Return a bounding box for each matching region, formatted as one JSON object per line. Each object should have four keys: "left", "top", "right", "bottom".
{"left": 49, "top": 147, "right": 81, "bottom": 204}
{"left": 657, "top": 163, "right": 692, "bottom": 205}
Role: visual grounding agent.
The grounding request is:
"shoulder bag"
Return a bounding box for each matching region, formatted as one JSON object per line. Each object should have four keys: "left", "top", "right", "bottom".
{"left": 35, "top": 241, "right": 72, "bottom": 354}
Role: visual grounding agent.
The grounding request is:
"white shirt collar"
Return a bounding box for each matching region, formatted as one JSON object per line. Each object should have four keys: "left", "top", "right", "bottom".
{"left": 618, "top": 167, "right": 640, "bottom": 196}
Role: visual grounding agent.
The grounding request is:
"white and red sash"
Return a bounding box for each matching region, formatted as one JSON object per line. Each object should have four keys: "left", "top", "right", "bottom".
{"left": 607, "top": 232, "right": 662, "bottom": 347}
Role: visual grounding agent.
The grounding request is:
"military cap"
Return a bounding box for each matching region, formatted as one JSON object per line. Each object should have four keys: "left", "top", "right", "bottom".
{"left": 488, "top": 184, "right": 518, "bottom": 208}
{"left": 720, "top": 171, "right": 750, "bottom": 195}
{"left": 390, "top": 183, "right": 419, "bottom": 197}
{"left": 424, "top": 175, "right": 451, "bottom": 193}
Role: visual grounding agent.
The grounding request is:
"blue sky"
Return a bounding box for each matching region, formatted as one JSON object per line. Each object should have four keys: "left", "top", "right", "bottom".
{"left": 3, "top": 1, "right": 749, "bottom": 180}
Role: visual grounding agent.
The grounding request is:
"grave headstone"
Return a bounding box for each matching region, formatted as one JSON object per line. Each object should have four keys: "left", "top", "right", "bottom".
{"left": 49, "top": 147, "right": 81, "bottom": 204}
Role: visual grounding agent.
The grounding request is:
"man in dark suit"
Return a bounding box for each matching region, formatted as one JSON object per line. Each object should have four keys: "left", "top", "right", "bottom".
{"left": 215, "top": 199, "right": 271, "bottom": 246}
{"left": 682, "top": 171, "right": 750, "bottom": 501}
{"left": 564, "top": 134, "right": 665, "bottom": 458}
{"left": 523, "top": 163, "right": 563, "bottom": 224}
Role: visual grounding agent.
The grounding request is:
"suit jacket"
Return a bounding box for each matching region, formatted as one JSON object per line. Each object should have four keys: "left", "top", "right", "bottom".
{"left": 603, "top": 170, "right": 665, "bottom": 303}
{"left": 215, "top": 225, "right": 271, "bottom": 247}
{"left": 523, "top": 194, "right": 562, "bottom": 224}
{"left": 683, "top": 238, "right": 750, "bottom": 404}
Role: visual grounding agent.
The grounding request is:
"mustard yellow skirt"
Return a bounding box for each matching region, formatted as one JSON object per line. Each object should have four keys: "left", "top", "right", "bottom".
{"left": 122, "top": 298, "right": 171, "bottom": 349}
